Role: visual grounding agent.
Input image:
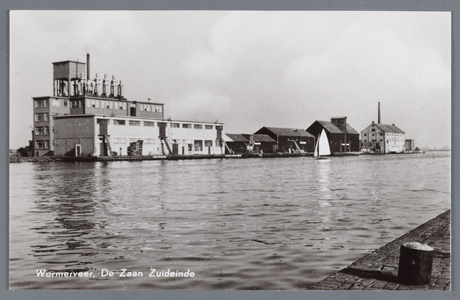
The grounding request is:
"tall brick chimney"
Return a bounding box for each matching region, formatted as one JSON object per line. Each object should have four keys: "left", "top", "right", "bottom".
{"left": 378, "top": 102, "right": 381, "bottom": 124}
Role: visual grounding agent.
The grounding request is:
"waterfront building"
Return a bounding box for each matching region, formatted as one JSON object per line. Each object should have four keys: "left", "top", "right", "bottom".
{"left": 54, "top": 115, "right": 224, "bottom": 156}
{"left": 360, "top": 102, "right": 406, "bottom": 153}
{"left": 254, "top": 127, "right": 315, "bottom": 153}
{"left": 224, "top": 134, "right": 249, "bottom": 154}
{"left": 405, "top": 139, "right": 415, "bottom": 151}
{"left": 242, "top": 134, "right": 276, "bottom": 154}
{"left": 306, "top": 117, "right": 360, "bottom": 154}
{"left": 33, "top": 55, "right": 225, "bottom": 157}
{"left": 361, "top": 122, "right": 405, "bottom": 153}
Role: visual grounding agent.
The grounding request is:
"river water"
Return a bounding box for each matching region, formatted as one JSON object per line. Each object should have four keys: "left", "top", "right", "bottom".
{"left": 9, "top": 152, "right": 450, "bottom": 290}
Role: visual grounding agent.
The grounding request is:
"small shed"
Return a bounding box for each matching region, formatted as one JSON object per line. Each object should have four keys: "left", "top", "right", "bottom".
{"left": 224, "top": 134, "right": 249, "bottom": 154}
{"left": 254, "top": 127, "right": 315, "bottom": 153}
{"left": 242, "top": 134, "right": 277, "bottom": 153}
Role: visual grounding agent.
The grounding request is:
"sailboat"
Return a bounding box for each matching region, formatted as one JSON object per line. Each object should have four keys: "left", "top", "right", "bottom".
{"left": 314, "top": 129, "right": 331, "bottom": 159}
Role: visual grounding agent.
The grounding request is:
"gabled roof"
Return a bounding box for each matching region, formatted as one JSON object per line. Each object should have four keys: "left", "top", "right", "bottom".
{"left": 316, "top": 121, "right": 359, "bottom": 135}
{"left": 249, "top": 134, "right": 276, "bottom": 143}
{"left": 261, "top": 127, "right": 314, "bottom": 138}
{"left": 375, "top": 124, "right": 405, "bottom": 134}
{"left": 225, "top": 133, "right": 249, "bottom": 142}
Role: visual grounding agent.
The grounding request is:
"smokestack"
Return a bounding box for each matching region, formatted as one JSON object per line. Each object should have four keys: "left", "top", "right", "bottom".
{"left": 86, "top": 53, "right": 90, "bottom": 81}
{"left": 378, "top": 102, "right": 381, "bottom": 124}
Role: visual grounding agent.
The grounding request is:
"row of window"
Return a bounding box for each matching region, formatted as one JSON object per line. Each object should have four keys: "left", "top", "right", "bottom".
{"left": 35, "top": 126, "right": 49, "bottom": 135}
{"left": 107, "top": 119, "right": 215, "bottom": 129}
{"left": 34, "top": 99, "right": 48, "bottom": 108}
{"left": 140, "top": 104, "right": 163, "bottom": 113}
{"left": 86, "top": 99, "right": 127, "bottom": 110}
{"left": 112, "top": 138, "right": 216, "bottom": 148}
{"left": 35, "top": 113, "right": 49, "bottom": 122}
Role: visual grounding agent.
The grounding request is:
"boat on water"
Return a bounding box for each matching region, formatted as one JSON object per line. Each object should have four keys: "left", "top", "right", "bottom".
{"left": 314, "top": 129, "right": 331, "bottom": 159}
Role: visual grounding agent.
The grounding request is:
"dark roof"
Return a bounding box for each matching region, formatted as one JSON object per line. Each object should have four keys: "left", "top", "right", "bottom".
{"left": 261, "top": 127, "right": 314, "bottom": 138}
{"left": 225, "top": 134, "right": 249, "bottom": 142}
{"left": 250, "top": 134, "right": 276, "bottom": 143}
{"left": 316, "top": 121, "right": 359, "bottom": 135}
{"left": 375, "top": 124, "right": 405, "bottom": 134}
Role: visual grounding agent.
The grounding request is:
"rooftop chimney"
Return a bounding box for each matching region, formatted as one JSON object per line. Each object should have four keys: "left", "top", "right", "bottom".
{"left": 86, "top": 53, "right": 90, "bottom": 81}
{"left": 378, "top": 102, "right": 381, "bottom": 124}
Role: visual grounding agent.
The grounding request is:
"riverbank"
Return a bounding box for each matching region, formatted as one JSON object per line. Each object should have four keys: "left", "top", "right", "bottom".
{"left": 308, "top": 210, "right": 450, "bottom": 290}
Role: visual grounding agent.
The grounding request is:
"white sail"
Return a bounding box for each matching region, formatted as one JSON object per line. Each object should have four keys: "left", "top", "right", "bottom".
{"left": 318, "top": 129, "right": 331, "bottom": 156}
{"left": 313, "top": 137, "right": 319, "bottom": 157}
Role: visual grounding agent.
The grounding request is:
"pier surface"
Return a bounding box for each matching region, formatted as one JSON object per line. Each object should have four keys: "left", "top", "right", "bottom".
{"left": 309, "top": 210, "right": 450, "bottom": 290}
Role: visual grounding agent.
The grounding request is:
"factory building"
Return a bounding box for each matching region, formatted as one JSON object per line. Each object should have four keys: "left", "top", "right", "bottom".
{"left": 360, "top": 103, "right": 405, "bottom": 153}
{"left": 254, "top": 127, "right": 315, "bottom": 153}
{"left": 54, "top": 115, "right": 224, "bottom": 156}
{"left": 33, "top": 55, "right": 225, "bottom": 157}
{"left": 306, "top": 117, "right": 360, "bottom": 154}
{"left": 361, "top": 122, "right": 405, "bottom": 153}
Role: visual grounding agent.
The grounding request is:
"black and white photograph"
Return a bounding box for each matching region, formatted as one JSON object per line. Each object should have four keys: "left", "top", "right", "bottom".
{"left": 9, "top": 10, "right": 451, "bottom": 290}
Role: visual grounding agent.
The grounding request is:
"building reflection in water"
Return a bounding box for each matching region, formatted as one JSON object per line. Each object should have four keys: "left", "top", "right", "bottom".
{"left": 30, "top": 162, "right": 115, "bottom": 271}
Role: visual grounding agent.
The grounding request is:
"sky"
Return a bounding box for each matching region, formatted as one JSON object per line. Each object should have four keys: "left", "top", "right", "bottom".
{"left": 9, "top": 11, "right": 451, "bottom": 149}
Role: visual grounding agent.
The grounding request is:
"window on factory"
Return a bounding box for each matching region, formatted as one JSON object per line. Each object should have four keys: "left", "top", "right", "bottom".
{"left": 95, "top": 100, "right": 100, "bottom": 108}
{"left": 113, "top": 138, "right": 126, "bottom": 144}
{"left": 145, "top": 139, "right": 155, "bottom": 144}
{"left": 153, "top": 105, "right": 163, "bottom": 113}
{"left": 182, "top": 124, "right": 191, "bottom": 129}
{"left": 205, "top": 140, "right": 213, "bottom": 147}
{"left": 64, "top": 99, "right": 68, "bottom": 107}
{"left": 129, "top": 138, "right": 141, "bottom": 143}
{"left": 183, "top": 139, "right": 192, "bottom": 144}
{"left": 205, "top": 125, "right": 214, "bottom": 130}
{"left": 194, "top": 124, "right": 203, "bottom": 129}
{"left": 35, "top": 114, "right": 43, "bottom": 122}
{"left": 52, "top": 99, "right": 60, "bottom": 107}
{"left": 114, "top": 120, "right": 126, "bottom": 125}
{"left": 122, "top": 103, "right": 127, "bottom": 110}
{"left": 194, "top": 140, "right": 203, "bottom": 151}
{"left": 129, "top": 120, "right": 141, "bottom": 126}
{"left": 171, "top": 123, "right": 180, "bottom": 128}
{"left": 35, "top": 99, "right": 49, "bottom": 108}
{"left": 144, "top": 121, "right": 155, "bottom": 127}
{"left": 87, "top": 100, "right": 92, "bottom": 108}
{"left": 146, "top": 105, "right": 151, "bottom": 112}
{"left": 35, "top": 127, "right": 44, "bottom": 135}
{"left": 44, "top": 113, "right": 49, "bottom": 121}
{"left": 118, "top": 102, "right": 123, "bottom": 110}
{"left": 109, "top": 101, "right": 114, "bottom": 109}
{"left": 35, "top": 140, "right": 49, "bottom": 149}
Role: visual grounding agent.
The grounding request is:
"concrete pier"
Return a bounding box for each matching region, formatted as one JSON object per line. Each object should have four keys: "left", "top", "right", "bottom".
{"left": 309, "top": 210, "right": 450, "bottom": 290}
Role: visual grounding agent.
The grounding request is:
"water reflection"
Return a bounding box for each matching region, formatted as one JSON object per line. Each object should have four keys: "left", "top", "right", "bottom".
{"left": 10, "top": 153, "right": 451, "bottom": 289}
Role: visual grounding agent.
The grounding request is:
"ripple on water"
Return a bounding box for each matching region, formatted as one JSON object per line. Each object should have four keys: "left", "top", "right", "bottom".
{"left": 9, "top": 154, "right": 451, "bottom": 289}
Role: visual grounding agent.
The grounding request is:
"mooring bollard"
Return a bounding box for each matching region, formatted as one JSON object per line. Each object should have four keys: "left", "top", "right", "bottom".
{"left": 397, "top": 242, "right": 434, "bottom": 285}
